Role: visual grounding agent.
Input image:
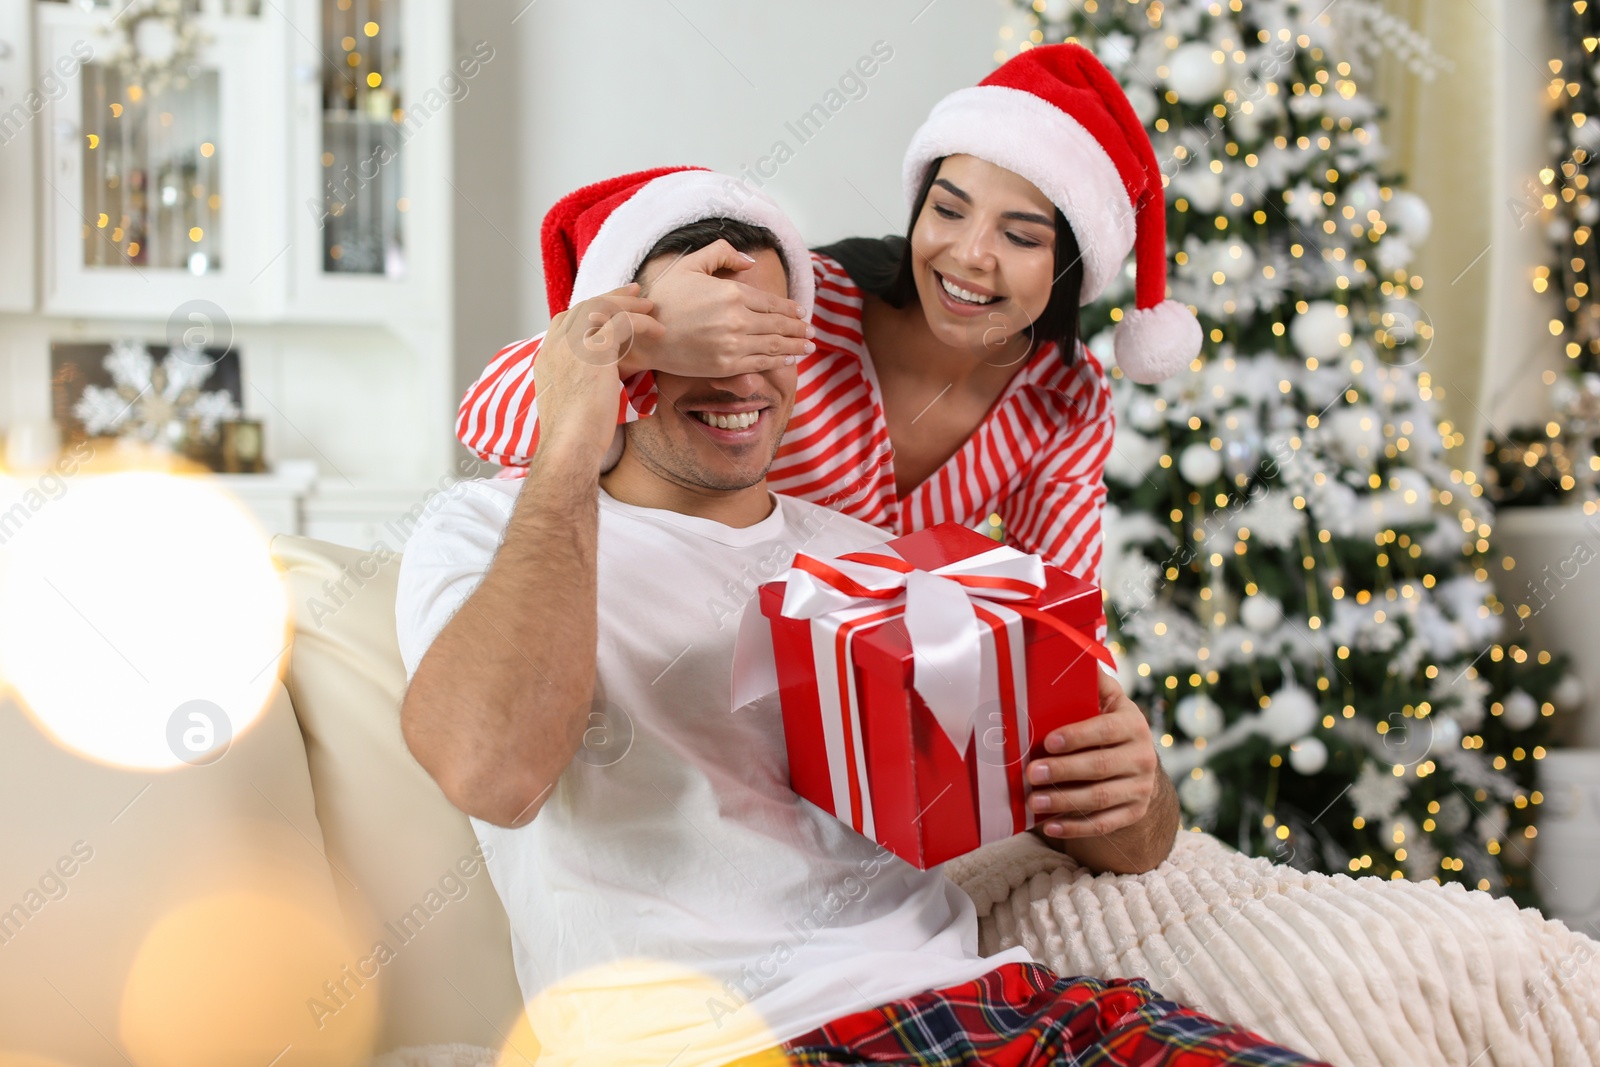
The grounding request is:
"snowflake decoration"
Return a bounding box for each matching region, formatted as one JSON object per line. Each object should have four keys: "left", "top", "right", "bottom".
{"left": 1348, "top": 760, "right": 1408, "bottom": 822}
{"left": 74, "top": 340, "right": 239, "bottom": 449}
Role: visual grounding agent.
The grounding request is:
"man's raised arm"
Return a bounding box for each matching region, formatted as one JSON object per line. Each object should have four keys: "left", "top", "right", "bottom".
{"left": 400, "top": 286, "right": 662, "bottom": 828}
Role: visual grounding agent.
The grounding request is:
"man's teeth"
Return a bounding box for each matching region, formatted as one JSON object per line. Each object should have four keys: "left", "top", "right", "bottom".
{"left": 694, "top": 410, "right": 760, "bottom": 430}
{"left": 940, "top": 275, "right": 997, "bottom": 305}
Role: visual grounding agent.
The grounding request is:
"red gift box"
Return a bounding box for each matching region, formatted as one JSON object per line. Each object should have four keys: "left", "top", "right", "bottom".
{"left": 746, "top": 522, "right": 1111, "bottom": 870}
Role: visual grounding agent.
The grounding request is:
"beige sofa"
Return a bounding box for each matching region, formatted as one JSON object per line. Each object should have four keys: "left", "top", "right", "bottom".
{"left": 5, "top": 534, "right": 1597, "bottom": 1067}
{"left": 0, "top": 535, "right": 528, "bottom": 1066}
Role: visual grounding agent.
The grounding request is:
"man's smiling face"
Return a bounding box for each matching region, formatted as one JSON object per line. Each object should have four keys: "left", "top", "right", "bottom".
{"left": 619, "top": 248, "right": 797, "bottom": 493}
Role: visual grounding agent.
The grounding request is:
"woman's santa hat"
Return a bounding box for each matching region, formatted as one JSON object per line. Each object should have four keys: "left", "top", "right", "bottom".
{"left": 542, "top": 165, "right": 814, "bottom": 319}
{"left": 902, "top": 44, "right": 1202, "bottom": 384}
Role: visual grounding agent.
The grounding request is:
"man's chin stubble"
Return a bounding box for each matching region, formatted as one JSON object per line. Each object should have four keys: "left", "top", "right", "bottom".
{"left": 628, "top": 430, "right": 773, "bottom": 494}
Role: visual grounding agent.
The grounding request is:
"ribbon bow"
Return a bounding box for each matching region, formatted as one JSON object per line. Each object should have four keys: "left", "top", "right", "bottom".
{"left": 735, "top": 543, "right": 1115, "bottom": 751}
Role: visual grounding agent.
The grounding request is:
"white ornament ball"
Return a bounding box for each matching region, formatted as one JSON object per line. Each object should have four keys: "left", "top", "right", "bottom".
{"left": 1095, "top": 31, "right": 1137, "bottom": 73}
{"left": 1181, "top": 169, "right": 1225, "bottom": 213}
{"left": 1290, "top": 301, "right": 1348, "bottom": 361}
{"left": 1552, "top": 673, "right": 1585, "bottom": 713}
{"left": 1553, "top": 376, "right": 1582, "bottom": 414}
{"left": 1343, "top": 177, "right": 1383, "bottom": 213}
{"left": 1326, "top": 404, "right": 1383, "bottom": 462}
{"left": 1175, "top": 694, "right": 1224, "bottom": 740}
{"left": 1430, "top": 715, "right": 1461, "bottom": 753}
{"left": 1125, "top": 83, "right": 1160, "bottom": 126}
{"left": 1262, "top": 685, "right": 1319, "bottom": 745}
{"left": 1580, "top": 198, "right": 1600, "bottom": 227}
{"left": 1128, "top": 393, "right": 1165, "bottom": 432}
{"left": 1383, "top": 467, "right": 1434, "bottom": 525}
{"left": 1088, "top": 329, "right": 1116, "bottom": 365}
{"left": 1288, "top": 735, "right": 1328, "bottom": 775}
{"left": 1222, "top": 240, "right": 1257, "bottom": 279}
{"left": 1386, "top": 190, "right": 1433, "bottom": 245}
{"left": 1115, "top": 654, "right": 1140, "bottom": 698}
{"left": 1178, "top": 767, "right": 1222, "bottom": 815}
{"left": 1436, "top": 793, "right": 1471, "bottom": 835}
{"left": 1374, "top": 236, "right": 1416, "bottom": 278}
{"left": 1178, "top": 443, "right": 1223, "bottom": 485}
{"left": 1231, "top": 105, "right": 1262, "bottom": 142}
{"left": 1166, "top": 42, "right": 1227, "bottom": 102}
{"left": 1501, "top": 689, "right": 1539, "bottom": 731}
{"left": 1240, "top": 593, "right": 1282, "bottom": 634}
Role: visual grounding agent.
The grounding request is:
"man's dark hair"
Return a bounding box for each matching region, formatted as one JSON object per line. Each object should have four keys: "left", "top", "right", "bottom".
{"left": 637, "top": 217, "right": 790, "bottom": 284}
{"left": 815, "top": 156, "right": 1083, "bottom": 367}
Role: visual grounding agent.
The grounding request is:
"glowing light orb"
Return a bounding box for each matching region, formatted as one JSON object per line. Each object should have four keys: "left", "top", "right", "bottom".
{"left": 504, "top": 958, "right": 786, "bottom": 1067}
{"left": 0, "top": 472, "right": 288, "bottom": 770}
{"left": 119, "top": 891, "right": 376, "bottom": 1067}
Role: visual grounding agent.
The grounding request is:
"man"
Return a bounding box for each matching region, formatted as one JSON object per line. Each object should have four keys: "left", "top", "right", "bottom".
{"left": 397, "top": 169, "right": 1327, "bottom": 1066}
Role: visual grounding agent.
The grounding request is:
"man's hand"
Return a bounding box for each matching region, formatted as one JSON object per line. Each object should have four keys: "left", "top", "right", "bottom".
{"left": 619, "top": 239, "right": 813, "bottom": 377}
{"left": 1023, "top": 667, "right": 1178, "bottom": 873}
{"left": 537, "top": 284, "right": 663, "bottom": 464}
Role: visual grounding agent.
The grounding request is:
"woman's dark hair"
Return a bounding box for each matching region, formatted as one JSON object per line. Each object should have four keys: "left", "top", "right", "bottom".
{"left": 637, "top": 217, "right": 790, "bottom": 285}
{"left": 815, "top": 157, "right": 1083, "bottom": 366}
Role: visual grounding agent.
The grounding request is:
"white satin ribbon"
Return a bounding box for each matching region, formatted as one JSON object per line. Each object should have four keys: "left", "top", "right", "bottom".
{"left": 775, "top": 544, "right": 1046, "bottom": 750}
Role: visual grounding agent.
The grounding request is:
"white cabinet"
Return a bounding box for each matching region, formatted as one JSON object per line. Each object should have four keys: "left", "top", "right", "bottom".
{"left": 207, "top": 467, "right": 436, "bottom": 550}
{"left": 302, "top": 483, "right": 433, "bottom": 550}
{"left": 4, "top": 1, "right": 456, "bottom": 486}
{"left": 37, "top": 3, "right": 286, "bottom": 320}
{"left": 0, "top": 0, "right": 38, "bottom": 313}
{"left": 33, "top": 0, "right": 452, "bottom": 328}
{"left": 210, "top": 466, "right": 317, "bottom": 538}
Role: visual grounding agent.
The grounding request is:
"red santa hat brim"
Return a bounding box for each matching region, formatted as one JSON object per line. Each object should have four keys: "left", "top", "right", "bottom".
{"left": 562, "top": 170, "right": 814, "bottom": 317}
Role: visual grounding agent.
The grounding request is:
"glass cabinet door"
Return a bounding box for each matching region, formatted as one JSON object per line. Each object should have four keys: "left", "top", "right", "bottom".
{"left": 79, "top": 65, "right": 223, "bottom": 274}
{"left": 316, "top": 0, "right": 404, "bottom": 279}
{"left": 40, "top": 3, "right": 283, "bottom": 318}
{"left": 287, "top": 0, "right": 446, "bottom": 322}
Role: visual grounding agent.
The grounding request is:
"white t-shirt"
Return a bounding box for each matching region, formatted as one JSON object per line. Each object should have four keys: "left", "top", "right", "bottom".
{"left": 396, "top": 478, "right": 1034, "bottom": 1066}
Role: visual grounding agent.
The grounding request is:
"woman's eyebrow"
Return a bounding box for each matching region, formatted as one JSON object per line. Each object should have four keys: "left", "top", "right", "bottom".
{"left": 1001, "top": 209, "right": 1054, "bottom": 226}
{"left": 933, "top": 179, "right": 1052, "bottom": 227}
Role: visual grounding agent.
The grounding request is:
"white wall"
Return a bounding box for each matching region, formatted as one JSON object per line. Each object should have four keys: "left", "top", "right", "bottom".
{"left": 1478, "top": 0, "right": 1568, "bottom": 438}
{"left": 450, "top": 0, "right": 1005, "bottom": 399}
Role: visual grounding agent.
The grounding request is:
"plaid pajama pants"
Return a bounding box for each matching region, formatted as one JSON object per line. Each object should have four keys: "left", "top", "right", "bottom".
{"left": 775, "top": 962, "right": 1329, "bottom": 1066}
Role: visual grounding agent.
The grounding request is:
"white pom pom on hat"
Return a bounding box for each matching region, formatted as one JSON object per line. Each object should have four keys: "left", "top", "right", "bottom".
{"left": 902, "top": 44, "right": 1202, "bottom": 383}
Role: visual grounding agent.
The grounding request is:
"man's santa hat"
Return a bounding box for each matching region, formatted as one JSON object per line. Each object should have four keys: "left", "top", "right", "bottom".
{"left": 902, "top": 44, "right": 1202, "bottom": 384}
{"left": 542, "top": 166, "right": 814, "bottom": 319}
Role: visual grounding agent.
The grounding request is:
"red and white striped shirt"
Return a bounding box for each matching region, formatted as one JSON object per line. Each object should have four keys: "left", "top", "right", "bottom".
{"left": 458, "top": 252, "right": 1115, "bottom": 635}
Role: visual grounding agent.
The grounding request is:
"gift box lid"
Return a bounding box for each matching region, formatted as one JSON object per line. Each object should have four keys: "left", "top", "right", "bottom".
{"left": 846, "top": 524, "right": 1102, "bottom": 677}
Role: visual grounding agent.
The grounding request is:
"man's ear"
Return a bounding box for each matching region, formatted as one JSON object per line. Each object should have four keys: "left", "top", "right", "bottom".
{"left": 600, "top": 425, "right": 625, "bottom": 474}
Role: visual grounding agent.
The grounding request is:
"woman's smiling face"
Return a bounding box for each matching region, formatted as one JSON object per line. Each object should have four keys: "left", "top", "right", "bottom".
{"left": 907, "top": 154, "right": 1058, "bottom": 355}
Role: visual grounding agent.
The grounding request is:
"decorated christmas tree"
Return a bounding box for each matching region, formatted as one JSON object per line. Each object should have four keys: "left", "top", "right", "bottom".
{"left": 1000, "top": 0, "right": 1575, "bottom": 905}
{"left": 1484, "top": 0, "right": 1600, "bottom": 508}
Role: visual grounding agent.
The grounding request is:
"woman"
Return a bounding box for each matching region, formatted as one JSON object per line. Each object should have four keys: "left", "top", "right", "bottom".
{"left": 456, "top": 44, "right": 1201, "bottom": 637}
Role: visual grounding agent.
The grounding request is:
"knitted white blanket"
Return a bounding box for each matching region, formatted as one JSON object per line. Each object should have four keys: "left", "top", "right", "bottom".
{"left": 944, "top": 830, "right": 1600, "bottom": 1067}
{"left": 368, "top": 832, "right": 1600, "bottom": 1067}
